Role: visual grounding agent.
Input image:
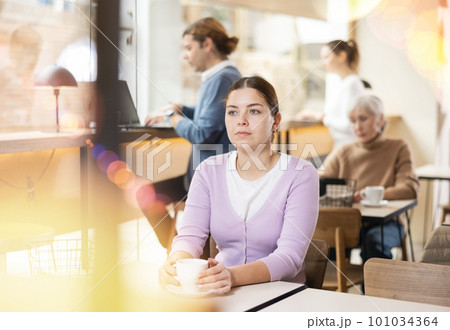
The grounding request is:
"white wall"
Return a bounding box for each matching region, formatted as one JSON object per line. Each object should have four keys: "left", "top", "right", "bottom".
{"left": 357, "top": 19, "right": 438, "bottom": 167}
{"left": 136, "top": 0, "right": 183, "bottom": 121}
{"left": 356, "top": 17, "right": 440, "bottom": 248}
{"left": 431, "top": 7, "right": 450, "bottom": 230}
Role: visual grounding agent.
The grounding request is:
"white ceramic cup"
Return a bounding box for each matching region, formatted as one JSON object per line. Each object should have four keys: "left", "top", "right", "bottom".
{"left": 361, "top": 186, "right": 385, "bottom": 204}
{"left": 175, "top": 258, "right": 208, "bottom": 293}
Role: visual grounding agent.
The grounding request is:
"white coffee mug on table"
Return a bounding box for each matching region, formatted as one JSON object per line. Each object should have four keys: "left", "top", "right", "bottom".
{"left": 361, "top": 186, "right": 385, "bottom": 205}
{"left": 175, "top": 258, "right": 208, "bottom": 293}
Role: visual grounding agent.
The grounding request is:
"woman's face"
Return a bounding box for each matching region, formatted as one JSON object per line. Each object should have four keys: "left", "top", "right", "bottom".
{"left": 320, "top": 46, "right": 345, "bottom": 73}
{"left": 225, "top": 88, "right": 281, "bottom": 150}
{"left": 349, "top": 107, "right": 384, "bottom": 143}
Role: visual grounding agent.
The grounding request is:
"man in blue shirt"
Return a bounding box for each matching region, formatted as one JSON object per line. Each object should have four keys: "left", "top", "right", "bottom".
{"left": 141, "top": 17, "right": 241, "bottom": 249}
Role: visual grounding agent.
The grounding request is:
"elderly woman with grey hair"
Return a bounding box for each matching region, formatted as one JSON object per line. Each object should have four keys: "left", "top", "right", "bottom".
{"left": 321, "top": 94, "right": 419, "bottom": 261}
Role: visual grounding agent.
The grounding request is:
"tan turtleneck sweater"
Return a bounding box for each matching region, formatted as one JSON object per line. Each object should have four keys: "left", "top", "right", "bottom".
{"left": 320, "top": 134, "right": 419, "bottom": 200}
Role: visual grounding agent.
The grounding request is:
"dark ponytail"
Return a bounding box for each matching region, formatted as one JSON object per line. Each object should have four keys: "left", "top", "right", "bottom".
{"left": 326, "top": 39, "right": 360, "bottom": 70}
{"left": 183, "top": 17, "right": 239, "bottom": 57}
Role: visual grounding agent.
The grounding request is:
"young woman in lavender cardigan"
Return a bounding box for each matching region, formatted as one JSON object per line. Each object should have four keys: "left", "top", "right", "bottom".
{"left": 159, "top": 76, "right": 319, "bottom": 294}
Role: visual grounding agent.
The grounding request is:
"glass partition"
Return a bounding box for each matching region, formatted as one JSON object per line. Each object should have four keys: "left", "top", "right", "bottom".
{"left": 0, "top": 0, "right": 96, "bottom": 132}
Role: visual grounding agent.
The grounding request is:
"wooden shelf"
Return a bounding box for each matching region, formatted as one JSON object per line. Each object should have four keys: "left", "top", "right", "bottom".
{"left": 0, "top": 129, "right": 95, "bottom": 154}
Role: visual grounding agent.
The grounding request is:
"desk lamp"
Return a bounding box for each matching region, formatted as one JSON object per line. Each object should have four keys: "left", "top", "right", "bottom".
{"left": 34, "top": 65, "right": 78, "bottom": 132}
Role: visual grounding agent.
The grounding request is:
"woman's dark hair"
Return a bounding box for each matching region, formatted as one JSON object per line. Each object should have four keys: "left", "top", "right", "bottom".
{"left": 183, "top": 17, "right": 238, "bottom": 56}
{"left": 326, "top": 39, "right": 359, "bottom": 70}
{"left": 225, "top": 76, "right": 279, "bottom": 117}
{"left": 361, "top": 79, "right": 372, "bottom": 89}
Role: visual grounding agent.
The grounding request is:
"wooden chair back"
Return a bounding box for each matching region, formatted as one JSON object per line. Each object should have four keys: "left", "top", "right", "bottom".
{"left": 364, "top": 258, "right": 450, "bottom": 307}
{"left": 304, "top": 239, "right": 329, "bottom": 289}
{"left": 314, "top": 208, "right": 361, "bottom": 248}
{"left": 419, "top": 225, "right": 450, "bottom": 266}
{"left": 209, "top": 235, "right": 219, "bottom": 259}
{"left": 313, "top": 208, "right": 362, "bottom": 292}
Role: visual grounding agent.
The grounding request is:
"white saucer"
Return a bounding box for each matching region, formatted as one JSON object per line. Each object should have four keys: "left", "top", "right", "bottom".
{"left": 166, "top": 284, "right": 213, "bottom": 298}
{"left": 362, "top": 200, "right": 388, "bottom": 207}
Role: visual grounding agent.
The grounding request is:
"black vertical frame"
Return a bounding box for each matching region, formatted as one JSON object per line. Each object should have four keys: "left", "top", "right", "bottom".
{"left": 95, "top": 0, "right": 120, "bottom": 152}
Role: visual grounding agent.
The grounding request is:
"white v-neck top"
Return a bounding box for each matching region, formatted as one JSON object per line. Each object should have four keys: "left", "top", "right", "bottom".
{"left": 226, "top": 151, "right": 291, "bottom": 220}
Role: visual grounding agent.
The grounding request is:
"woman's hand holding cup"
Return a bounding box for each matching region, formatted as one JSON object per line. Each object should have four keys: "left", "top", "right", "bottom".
{"left": 360, "top": 186, "right": 385, "bottom": 205}
{"left": 353, "top": 190, "right": 363, "bottom": 203}
{"left": 158, "top": 251, "right": 192, "bottom": 289}
{"left": 197, "top": 258, "right": 232, "bottom": 295}
{"left": 159, "top": 254, "right": 233, "bottom": 295}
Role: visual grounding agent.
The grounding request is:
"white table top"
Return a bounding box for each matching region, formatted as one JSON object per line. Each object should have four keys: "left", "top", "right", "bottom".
{"left": 260, "top": 287, "right": 450, "bottom": 312}
{"left": 353, "top": 199, "right": 417, "bottom": 221}
{"left": 416, "top": 164, "right": 450, "bottom": 180}
{"left": 208, "top": 281, "right": 303, "bottom": 312}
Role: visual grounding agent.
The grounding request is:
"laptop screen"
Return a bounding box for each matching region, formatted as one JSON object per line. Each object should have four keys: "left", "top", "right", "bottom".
{"left": 115, "top": 80, "right": 140, "bottom": 126}
{"left": 114, "top": 80, "right": 170, "bottom": 129}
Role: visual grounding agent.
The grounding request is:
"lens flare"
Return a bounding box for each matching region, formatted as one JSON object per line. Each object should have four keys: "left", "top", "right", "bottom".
{"left": 409, "top": 0, "right": 438, "bottom": 12}
{"left": 115, "top": 168, "right": 136, "bottom": 190}
{"left": 107, "top": 160, "right": 126, "bottom": 182}
{"left": 91, "top": 144, "right": 106, "bottom": 159}
{"left": 155, "top": 193, "right": 173, "bottom": 206}
{"left": 97, "top": 150, "right": 119, "bottom": 173}
{"left": 413, "top": 10, "right": 439, "bottom": 33}
{"left": 407, "top": 30, "right": 442, "bottom": 78}
{"left": 134, "top": 182, "right": 157, "bottom": 210}
{"left": 367, "top": 4, "right": 416, "bottom": 49}
{"left": 404, "top": 9, "right": 443, "bottom": 80}
{"left": 366, "top": 0, "right": 445, "bottom": 88}
{"left": 106, "top": 160, "right": 136, "bottom": 189}
{"left": 348, "top": 0, "right": 383, "bottom": 21}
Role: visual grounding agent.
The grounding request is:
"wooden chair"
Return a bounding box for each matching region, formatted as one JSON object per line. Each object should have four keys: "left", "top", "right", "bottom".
{"left": 440, "top": 204, "right": 450, "bottom": 225}
{"left": 210, "top": 235, "right": 219, "bottom": 257}
{"left": 165, "top": 201, "right": 186, "bottom": 254}
{"left": 419, "top": 225, "right": 450, "bottom": 266}
{"left": 304, "top": 239, "right": 329, "bottom": 289}
{"left": 398, "top": 233, "right": 408, "bottom": 261}
{"left": 320, "top": 177, "right": 410, "bottom": 261}
{"left": 313, "top": 207, "right": 363, "bottom": 292}
{"left": 364, "top": 258, "right": 450, "bottom": 307}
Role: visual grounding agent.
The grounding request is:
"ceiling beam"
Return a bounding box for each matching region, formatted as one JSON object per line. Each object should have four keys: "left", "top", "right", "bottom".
{"left": 208, "top": 0, "right": 328, "bottom": 20}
